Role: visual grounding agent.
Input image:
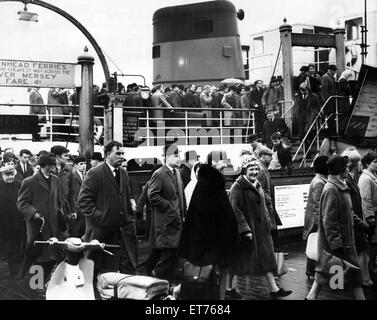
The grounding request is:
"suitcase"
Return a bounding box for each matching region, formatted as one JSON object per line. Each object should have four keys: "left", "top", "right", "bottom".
{"left": 97, "top": 272, "right": 170, "bottom": 300}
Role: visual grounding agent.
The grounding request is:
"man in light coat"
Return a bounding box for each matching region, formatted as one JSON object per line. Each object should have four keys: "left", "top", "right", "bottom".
{"left": 200, "top": 85, "right": 213, "bottom": 126}
{"left": 358, "top": 151, "right": 377, "bottom": 279}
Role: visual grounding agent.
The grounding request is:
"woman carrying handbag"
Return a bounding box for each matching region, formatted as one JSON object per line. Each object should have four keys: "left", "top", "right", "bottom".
{"left": 303, "top": 156, "right": 329, "bottom": 279}
{"left": 305, "top": 155, "right": 366, "bottom": 300}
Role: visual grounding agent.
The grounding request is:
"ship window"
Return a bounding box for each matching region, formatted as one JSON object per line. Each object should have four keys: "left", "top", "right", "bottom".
{"left": 303, "top": 28, "right": 314, "bottom": 34}
{"left": 345, "top": 17, "right": 362, "bottom": 41}
{"left": 253, "top": 36, "right": 264, "bottom": 56}
{"left": 152, "top": 45, "right": 160, "bottom": 59}
{"left": 194, "top": 20, "right": 213, "bottom": 35}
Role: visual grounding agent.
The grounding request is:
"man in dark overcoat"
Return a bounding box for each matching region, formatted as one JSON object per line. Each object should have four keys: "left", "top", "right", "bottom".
{"left": 0, "top": 165, "right": 25, "bottom": 278}
{"left": 146, "top": 144, "right": 186, "bottom": 283}
{"left": 262, "top": 107, "right": 289, "bottom": 149}
{"left": 78, "top": 141, "right": 137, "bottom": 275}
{"left": 17, "top": 153, "right": 65, "bottom": 280}
{"left": 15, "top": 149, "right": 34, "bottom": 181}
{"left": 67, "top": 156, "right": 86, "bottom": 238}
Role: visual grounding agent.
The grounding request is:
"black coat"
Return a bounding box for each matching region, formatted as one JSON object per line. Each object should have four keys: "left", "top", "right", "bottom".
{"left": 178, "top": 165, "right": 239, "bottom": 268}
{"left": 179, "top": 164, "right": 192, "bottom": 189}
{"left": 78, "top": 163, "right": 137, "bottom": 271}
{"left": 15, "top": 162, "right": 34, "bottom": 181}
{"left": 0, "top": 180, "right": 25, "bottom": 252}
{"left": 337, "top": 79, "right": 352, "bottom": 113}
{"left": 148, "top": 166, "right": 186, "bottom": 248}
{"left": 262, "top": 117, "right": 289, "bottom": 148}
{"left": 345, "top": 173, "right": 368, "bottom": 253}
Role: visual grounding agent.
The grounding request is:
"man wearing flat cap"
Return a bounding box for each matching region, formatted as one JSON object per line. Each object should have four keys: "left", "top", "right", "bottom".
{"left": 17, "top": 153, "right": 64, "bottom": 280}
{"left": 78, "top": 141, "right": 137, "bottom": 276}
{"left": 257, "top": 147, "right": 283, "bottom": 250}
{"left": 293, "top": 65, "right": 310, "bottom": 94}
{"left": 321, "top": 64, "right": 338, "bottom": 133}
{"left": 146, "top": 143, "right": 186, "bottom": 283}
{"left": 0, "top": 164, "right": 25, "bottom": 278}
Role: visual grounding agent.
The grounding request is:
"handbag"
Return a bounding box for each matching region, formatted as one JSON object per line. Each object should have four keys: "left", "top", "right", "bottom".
{"left": 274, "top": 252, "right": 288, "bottom": 276}
{"left": 315, "top": 250, "right": 360, "bottom": 287}
{"left": 305, "top": 232, "right": 319, "bottom": 261}
{"left": 180, "top": 262, "right": 220, "bottom": 300}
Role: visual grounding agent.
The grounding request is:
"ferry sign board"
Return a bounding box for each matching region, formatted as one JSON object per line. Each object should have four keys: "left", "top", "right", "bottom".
{"left": 0, "top": 59, "right": 76, "bottom": 88}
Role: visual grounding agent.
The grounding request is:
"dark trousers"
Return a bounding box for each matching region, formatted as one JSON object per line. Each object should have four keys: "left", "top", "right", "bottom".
{"left": 271, "top": 229, "right": 281, "bottom": 252}
{"left": 368, "top": 243, "right": 377, "bottom": 278}
{"left": 306, "top": 258, "right": 316, "bottom": 277}
{"left": 144, "top": 248, "right": 179, "bottom": 283}
{"left": 90, "top": 227, "right": 136, "bottom": 276}
{"left": 40, "top": 261, "right": 57, "bottom": 285}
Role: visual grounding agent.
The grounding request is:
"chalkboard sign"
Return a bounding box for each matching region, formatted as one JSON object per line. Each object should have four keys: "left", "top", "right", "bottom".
{"left": 123, "top": 112, "right": 140, "bottom": 146}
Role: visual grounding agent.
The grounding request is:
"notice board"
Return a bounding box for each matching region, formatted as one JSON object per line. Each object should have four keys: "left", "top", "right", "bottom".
{"left": 0, "top": 59, "right": 76, "bottom": 88}
{"left": 123, "top": 112, "right": 140, "bottom": 146}
{"left": 274, "top": 183, "right": 310, "bottom": 230}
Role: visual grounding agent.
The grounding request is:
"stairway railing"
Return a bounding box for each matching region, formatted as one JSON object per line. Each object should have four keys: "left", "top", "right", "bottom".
{"left": 292, "top": 95, "right": 350, "bottom": 167}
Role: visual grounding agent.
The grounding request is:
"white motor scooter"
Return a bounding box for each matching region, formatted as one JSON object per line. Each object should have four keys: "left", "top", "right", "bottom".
{"left": 34, "top": 238, "right": 172, "bottom": 300}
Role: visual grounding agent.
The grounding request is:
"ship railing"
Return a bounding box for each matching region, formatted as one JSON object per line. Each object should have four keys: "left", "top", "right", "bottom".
{"left": 121, "top": 106, "right": 259, "bottom": 146}
{"left": 0, "top": 103, "right": 104, "bottom": 143}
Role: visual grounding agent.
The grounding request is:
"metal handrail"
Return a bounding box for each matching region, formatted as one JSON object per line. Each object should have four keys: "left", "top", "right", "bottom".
{"left": 292, "top": 95, "right": 349, "bottom": 163}
{"left": 280, "top": 100, "right": 295, "bottom": 118}
{"left": 299, "top": 113, "right": 337, "bottom": 168}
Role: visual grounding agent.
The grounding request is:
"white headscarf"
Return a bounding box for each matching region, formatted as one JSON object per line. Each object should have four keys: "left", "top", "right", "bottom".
{"left": 184, "top": 161, "right": 201, "bottom": 209}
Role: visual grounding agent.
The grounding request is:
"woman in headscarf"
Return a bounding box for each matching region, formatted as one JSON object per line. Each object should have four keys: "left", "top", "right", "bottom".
{"left": 228, "top": 155, "right": 292, "bottom": 299}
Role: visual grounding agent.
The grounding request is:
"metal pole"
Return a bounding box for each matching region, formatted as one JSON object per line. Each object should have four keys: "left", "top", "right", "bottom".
{"left": 77, "top": 48, "right": 94, "bottom": 161}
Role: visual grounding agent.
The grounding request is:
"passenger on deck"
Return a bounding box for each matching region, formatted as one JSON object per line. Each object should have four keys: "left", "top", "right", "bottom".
{"left": 200, "top": 85, "right": 214, "bottom": 127}
{"left": 269, "top": 132, "right": 292, "bottom": 174}
{"left": 262, "top": 106, "right": 289, "bottom": 149}
{"left": 183, "top": 84, "right": 200, "bottom": 109}
{"left": 248, "top": 134, "right": 264, "bottom": 159}
{"left": 150, "top": 85, "right": 174, "bottom": 126}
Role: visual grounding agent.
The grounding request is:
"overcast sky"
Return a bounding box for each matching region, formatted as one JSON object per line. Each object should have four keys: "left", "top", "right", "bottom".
{"left": 0, "top": 0, "right": 368, "bottom": 105}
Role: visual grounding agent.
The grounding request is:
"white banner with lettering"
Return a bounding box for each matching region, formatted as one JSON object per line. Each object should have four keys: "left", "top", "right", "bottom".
{"left": 0, "top": 59, "right": 76, "bottom": 88}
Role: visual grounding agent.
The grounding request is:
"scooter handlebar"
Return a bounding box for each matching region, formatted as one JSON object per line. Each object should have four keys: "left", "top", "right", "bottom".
{"left": 34, "top": 238, "right": 120, "bottom": 253}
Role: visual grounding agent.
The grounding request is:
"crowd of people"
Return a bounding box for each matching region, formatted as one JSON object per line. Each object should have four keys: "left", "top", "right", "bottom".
{"left": 0, "top": 139, "right": 295, "bottom": 300}
{"left": 303, "top": 149, "right": 377, "bottom": 300}
{"left": 0, "top": 138, "right": 376, "bottom": 300}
